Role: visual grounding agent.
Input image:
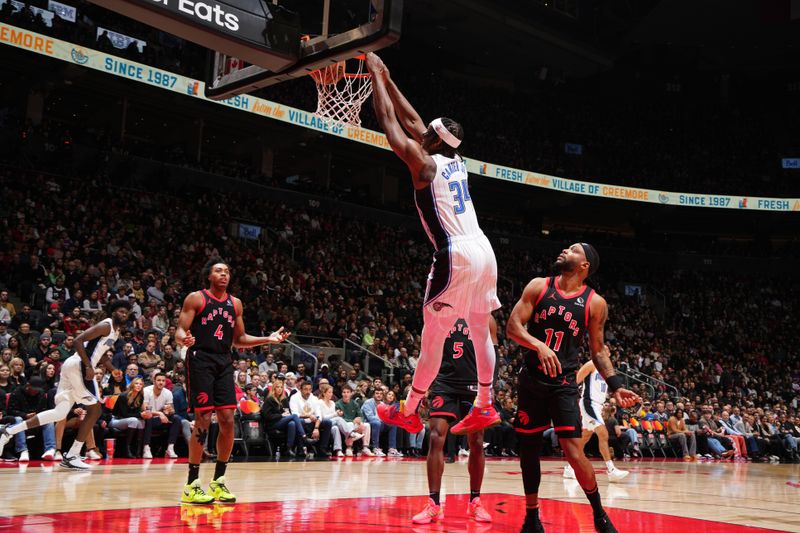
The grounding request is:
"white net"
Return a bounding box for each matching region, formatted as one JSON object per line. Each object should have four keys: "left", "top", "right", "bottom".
{"left": 310, "top": 57, "right": 373, "bottom": 127}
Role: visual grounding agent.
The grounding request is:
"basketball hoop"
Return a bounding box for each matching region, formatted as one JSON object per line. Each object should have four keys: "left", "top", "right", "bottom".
{"left": 309, "top": 54, "right": 372, "bottom": 128}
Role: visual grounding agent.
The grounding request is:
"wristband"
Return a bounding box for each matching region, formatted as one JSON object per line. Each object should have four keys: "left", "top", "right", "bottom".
{"left": 605, "top": 374, "right": 624, "bottom": 393}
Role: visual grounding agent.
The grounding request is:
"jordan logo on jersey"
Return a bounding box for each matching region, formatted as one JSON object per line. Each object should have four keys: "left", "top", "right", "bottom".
{"left": 200, "top": 307, "right": 235, "bottom": 327}
{"left": 534, "top": 305, "right": 580, "bottom": 336}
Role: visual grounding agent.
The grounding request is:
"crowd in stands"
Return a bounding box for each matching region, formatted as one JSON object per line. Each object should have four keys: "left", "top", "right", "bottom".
{"left": 3, "top": 1, "right": 799, "bottom": 197}
{"left": 0, "top": 165, "right": 798, "bottom": 464}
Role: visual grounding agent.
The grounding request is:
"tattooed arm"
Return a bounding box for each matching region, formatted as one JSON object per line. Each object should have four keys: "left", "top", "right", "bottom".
{"left": 587, "top": 294, "right": 640, "bottom": 408}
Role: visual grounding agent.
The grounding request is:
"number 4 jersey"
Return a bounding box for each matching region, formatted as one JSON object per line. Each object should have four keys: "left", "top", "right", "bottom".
{"left": 414, "top": 153, "right": 501, "bottom": 314}
{"left": 524, "top": 276, "right": 595, "bottom": 382}
{"left": 190, "top": 289, "right": 236, "bottom": 354}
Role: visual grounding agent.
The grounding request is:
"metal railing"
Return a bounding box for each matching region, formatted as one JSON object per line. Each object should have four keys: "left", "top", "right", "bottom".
{"left": 616, "top": 369, "right": 656, "bottom": 402}
{"left": 629, "top": 368, "right": 681, "bottom": 400}
{"left": 345, "top": 339, "right": 398, "bottom": 383}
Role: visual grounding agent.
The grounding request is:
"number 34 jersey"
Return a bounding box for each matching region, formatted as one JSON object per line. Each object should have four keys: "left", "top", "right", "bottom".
{"left": 190, "top": 289, "right": 236, "bottom": 354}
{"left": 414, "top": 153, "right": 501, "bottom": 315}
{"left": 524, "top": 276, "right": 595, "bottom": 382}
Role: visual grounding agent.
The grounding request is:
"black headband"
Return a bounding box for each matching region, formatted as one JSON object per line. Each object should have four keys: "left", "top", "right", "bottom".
{"left": 579, "top": 243, "right": 600, "bottom": 277}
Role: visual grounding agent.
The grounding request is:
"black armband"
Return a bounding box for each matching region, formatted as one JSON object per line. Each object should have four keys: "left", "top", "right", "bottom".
{"left": 605, "top": 374, "right": 624, "bottom": 393}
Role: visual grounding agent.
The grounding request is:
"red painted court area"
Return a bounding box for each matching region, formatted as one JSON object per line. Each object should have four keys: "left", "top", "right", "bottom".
{"left": 2, "top": 493, "right": 785, "bottom": 533}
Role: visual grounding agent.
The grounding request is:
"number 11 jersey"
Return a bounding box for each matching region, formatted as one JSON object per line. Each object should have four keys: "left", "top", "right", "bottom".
{"left": 525, "top": 276, "right": 595, "bottom": 381}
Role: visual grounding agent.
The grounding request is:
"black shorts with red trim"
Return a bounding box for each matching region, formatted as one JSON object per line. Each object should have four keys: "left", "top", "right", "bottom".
{"left": 513, "top": 367, "right": 582, "bottom": 439}
{"left": 186, "top": 349, "right": 236, "bottom": 412}
{"left": 429, "top": 388, "right": 476, "bottom": 423}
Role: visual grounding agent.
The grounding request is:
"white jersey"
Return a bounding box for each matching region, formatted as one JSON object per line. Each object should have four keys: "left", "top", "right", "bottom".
{"left": 84, "top": 317, "right": 119, "bottom": 367}
{"left": 415, "top": 154, "right": 483, "bottom": 250}
{"left": 582, "top": 370, "right": 608, "bottom": 406}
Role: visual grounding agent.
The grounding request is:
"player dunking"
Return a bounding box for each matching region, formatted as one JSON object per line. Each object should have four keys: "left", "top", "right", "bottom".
{"left": 177, "top": 258, "right": 290, "bottom": 505}
{"left": 507, "top": 243, "right": 640, "bottom": 533}
{"left": 563, "top": 361, "right": 629, "bottom": 482}
{"left": 412, "top": 316, "right": 499, "bottom": 524}
{"left": 0, "top": 300, "right": 131, "bottom": 469}
{"left": 366, "top": 52, "right": 501, "bottom": 436}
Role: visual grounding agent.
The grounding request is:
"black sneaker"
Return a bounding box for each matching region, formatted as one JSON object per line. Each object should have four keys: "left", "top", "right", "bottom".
{"left": 594, "top": 512, "right": 618, "bottom": 533}
{"left": 520, "top": 513, "right": 546, "bottom": 533}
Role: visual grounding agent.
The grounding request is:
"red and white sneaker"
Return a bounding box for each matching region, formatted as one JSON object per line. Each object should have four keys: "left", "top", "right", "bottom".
{"left": 412, "top": 498, "right": 444, "bottom": 524}
{"left": 377, "top": 403, "right": 423, "bottom": 434}
{"left": 467, "top": 497, "right": 492, "bottom": 523}
{"left": 450, "top": 406, "right": 501, "bottom": 435}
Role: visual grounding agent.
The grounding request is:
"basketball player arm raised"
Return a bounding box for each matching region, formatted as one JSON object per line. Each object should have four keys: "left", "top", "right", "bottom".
{"left": 366, "top": 54, "right": 426, "bottom": 142}
{"left": 231, "top": 298, "right": 291, "bottom": 348}
{"left": 506, "top": 277, "right": 562, "bottom": 378}
{"left": 586, "top": 296, "right": 639, "bottom": 408}
{"left": 367, "top": 53, "right": 436, "bottom": 187}
{"left": 74, "top": 320, "right": 113, "bottom": 381}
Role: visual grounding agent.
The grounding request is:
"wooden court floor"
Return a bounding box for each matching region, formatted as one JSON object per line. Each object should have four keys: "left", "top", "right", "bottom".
{"left": 1, "top": 456, "right": 798, "bottom": 532}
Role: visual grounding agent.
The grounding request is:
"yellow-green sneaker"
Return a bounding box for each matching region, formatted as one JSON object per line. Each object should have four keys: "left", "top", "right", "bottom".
{"left": 181, "top": 479, "right": 215, "bottom": 505}
{"left": 209, "top": 476, "right": 236, "bottom": 503}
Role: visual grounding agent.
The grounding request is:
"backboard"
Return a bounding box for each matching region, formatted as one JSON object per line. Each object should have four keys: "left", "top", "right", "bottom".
{"left": 204, "top": 0, "right": 402, "bottom": 100}
{"left": 89, "top": 0, "right": 302, "bottom": 73}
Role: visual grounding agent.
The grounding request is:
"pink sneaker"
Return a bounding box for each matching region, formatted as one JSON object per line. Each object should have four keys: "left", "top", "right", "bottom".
{"left": 377, "top": 403, "right": 423, "bottom": 433}
{"left": 450, "top": 406, "right": 501, "bottom": 435}
{"left": 412, "top": 498, "right": 443, "bottom": 524}
{"left": 467, "top": 497, "right": 492, "bottom": 523}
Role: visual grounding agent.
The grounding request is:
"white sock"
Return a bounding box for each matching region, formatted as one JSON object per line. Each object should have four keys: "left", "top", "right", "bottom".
{"left": 606, "top": 460, "right": 615, "bottom": 471}
{"left": 167, "top": 444, "right": 174, "bottom": 450}
{"left": 69, "top": 440, "right": 84, "bottom": 458}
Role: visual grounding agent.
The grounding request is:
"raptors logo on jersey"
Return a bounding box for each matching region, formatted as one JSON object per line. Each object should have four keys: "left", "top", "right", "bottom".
{"left": 525, "top": 276, "right": 595, "bottom": 380}
{"left": 190, "top": 289, "right": 236, "bottom": 354}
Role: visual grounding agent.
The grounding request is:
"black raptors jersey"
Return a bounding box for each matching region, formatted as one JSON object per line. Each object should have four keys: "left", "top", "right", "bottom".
{"left": 433, "top": 318, "right": 499, "bottom": 394}
{"left": 191, "top": 289, "right": 236, "bottom": 354}
{"left": 525, "top": 276, "right": 594, "bottom": 380}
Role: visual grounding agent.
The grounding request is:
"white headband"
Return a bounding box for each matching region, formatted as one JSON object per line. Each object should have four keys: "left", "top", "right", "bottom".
{"left": 430, "top": 118, "right": 461, "bottom": 148}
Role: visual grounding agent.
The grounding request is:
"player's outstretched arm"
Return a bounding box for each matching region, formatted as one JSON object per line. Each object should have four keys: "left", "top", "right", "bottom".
{"left": 365, "top": 53, "right": 426, "bottom": 142}
{"left": 232, "top": 298, "right": 291, "bottom": 348}
{"left": 587, "top": 296, "right": 639, "bottom": 408}
{"left": 366, "top": 53, "right": 434, "bottom": 185}
{"left": 506, "top": 278, "right": 562, "bottom": 378}
{"left": 74, "top": 320, "right": 112, "bottom": 380}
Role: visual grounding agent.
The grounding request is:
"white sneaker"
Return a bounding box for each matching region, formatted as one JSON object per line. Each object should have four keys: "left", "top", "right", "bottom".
{"left": 361, "top": 447, "right": 375, "bottom": 457}
{"left": 60, "top": 453, "right": 90, "bottom": 470}
{"left": 165, "top": 446, "right": 178, "bottom": 459}
{"left": 345, "top": 447, "right": 354, "bottom": 457}
{"left": 19, "top": 450, "right": 30, "bottom": 462}
{"left": 458, "top": 448, "right": 470, "bottom": 457}
{"left": 335, "top": 450, "right": 344, "bottom": 457}
{"left": 387, "top": 448, "right": 403, "bottom": 457}
{"left": 87, "top": 449, "right": 103, "bottom": 460}
{"left": 349, "top": 432, "right": 364, "bottom": 442}
{"left": 142, "top": 446, "right": 153, "bottom": 459}
{"left": 608, "top": 468, "right": 630, "bottom": 482}
{"left": 54, "top": 451, "right": 63, "bottom": 461}
{"left": 374, "top": 448, "right": 386, "bottom": 457}
{"left": 42, "top": 449, "right": 56, "bottom": 461}
{"left": 563, "top": 464, "right": 575, "bottom": 479}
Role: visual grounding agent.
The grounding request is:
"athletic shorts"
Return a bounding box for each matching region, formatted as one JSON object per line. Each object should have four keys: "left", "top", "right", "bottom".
{"left": 580, "top": 400, "right": 604, "bottom": 432}
{"left": 514, "top": 368, "right": 582, "bottom": 439}
{"left": 55, "top": 355, "right": 100, "bottom": 406}
{"left": 424, "top": 234, "right": 501, "bottom": 315}
{"left": 429, "top": 388, "right": 477, "bottom": 422}
{"left": 186, "top": 349, "right": 236, "bottom": 412}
